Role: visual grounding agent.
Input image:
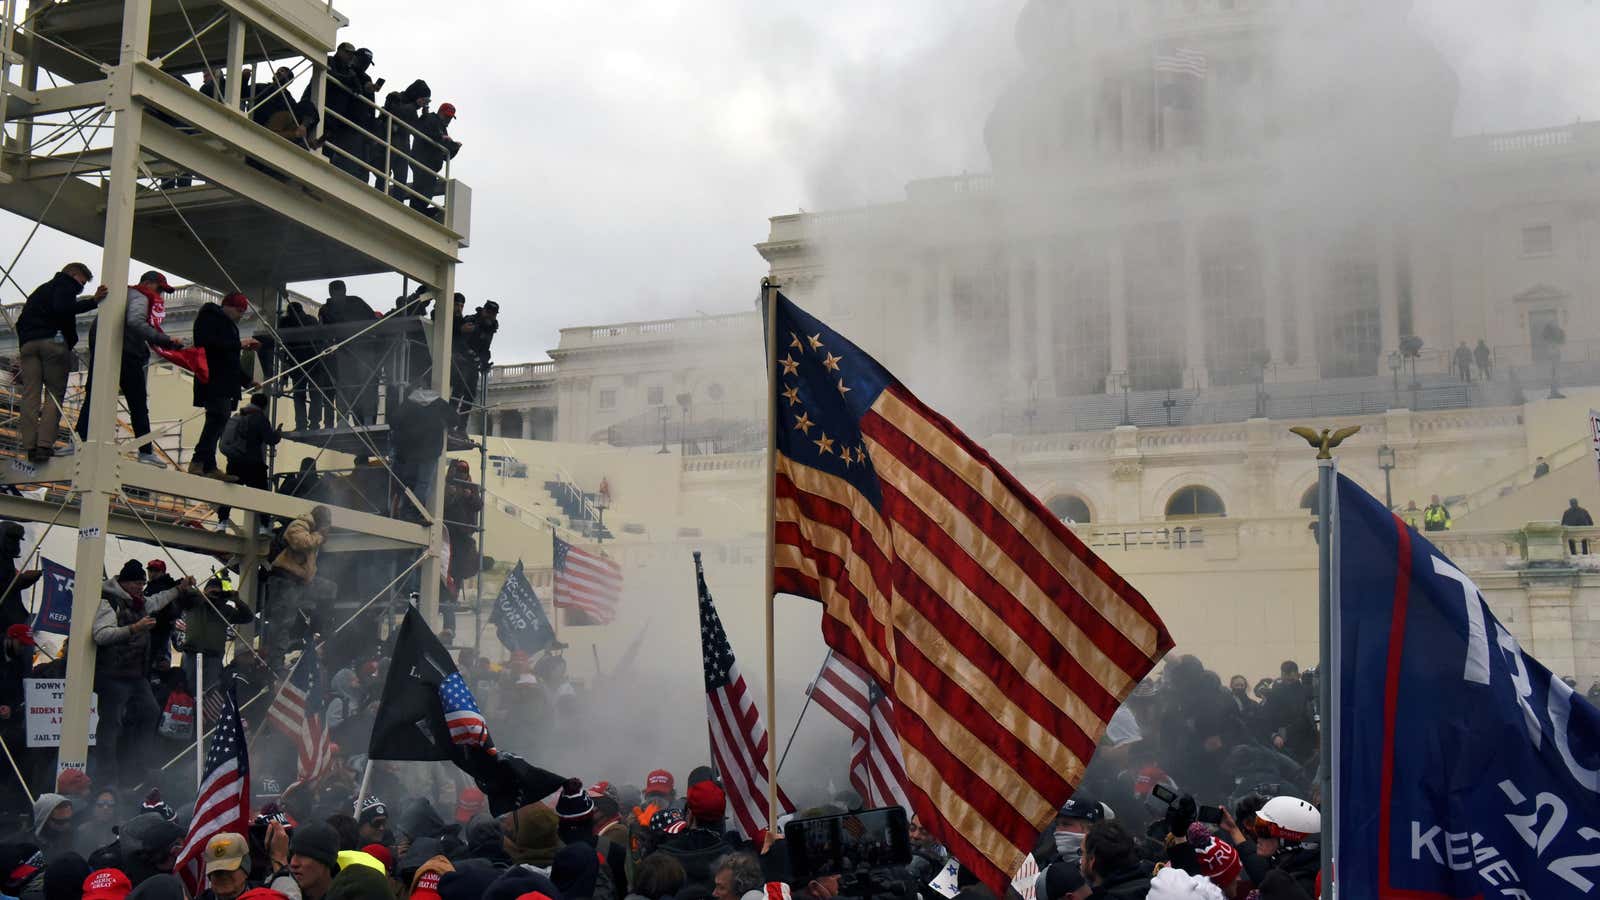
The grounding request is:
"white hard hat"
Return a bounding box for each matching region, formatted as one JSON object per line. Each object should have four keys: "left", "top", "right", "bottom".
{"left": 1257, "top": 796, "right": 1321, "bottom": 841}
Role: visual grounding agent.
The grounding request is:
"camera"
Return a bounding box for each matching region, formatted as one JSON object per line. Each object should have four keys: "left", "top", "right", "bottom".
{"left": 784, "top": 807, "right": 916, "bottom": 899}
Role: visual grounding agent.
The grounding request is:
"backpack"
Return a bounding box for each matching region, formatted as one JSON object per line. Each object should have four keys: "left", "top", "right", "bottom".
{"left": 219, "top": 411, "right": 250, "bottom": 461}
{"left": 158, "top": 690, "right": 195, "bottom": 740}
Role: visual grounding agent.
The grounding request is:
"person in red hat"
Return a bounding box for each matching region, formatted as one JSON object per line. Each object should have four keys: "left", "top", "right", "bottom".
{"left": 189, "top": 289, "right": 260, "bottom": 482}
{"left": 81, "top": 867, "right": 133, "bottom": 900}
{"left": 658, "top": 780, "right": 732, "bottom": 898}
{"left": 0, "top": 621, "right": 35, "bottom": 816}
{"left": 74, "top": 270, "right": 185, "bottom": 467}
{"left": 410, "top": 101, "right": 461, "bottom": 217}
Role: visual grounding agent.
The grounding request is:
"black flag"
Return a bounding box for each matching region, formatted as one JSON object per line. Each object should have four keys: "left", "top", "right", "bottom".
{"left": 368, "top": 606, "right": 482, "bottom": 760}
{"left": 490, "top": 561, "right": 556, "bottom": 655}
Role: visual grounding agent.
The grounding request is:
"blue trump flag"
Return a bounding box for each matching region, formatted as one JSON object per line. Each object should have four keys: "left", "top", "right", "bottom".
{"left": 32, "top": 557, "right": 73, "bottom": 636}
{"left": 1336, "top": 473, "right": 1600, "bottom": 898}
{"left": 490, "top": 561, "right": 555, "bottom": 655}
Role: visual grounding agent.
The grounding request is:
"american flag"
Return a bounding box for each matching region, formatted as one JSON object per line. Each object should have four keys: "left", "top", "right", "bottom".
{"left": 553, "top": 534, "right": 622, "bottom": 624}
{"left": 810, "top": 653, "right": 910, "bottom": 812}
{"left": 766, "top": 292, "right": 1173, "bottom": 890}
{"left": 1154, "top": 47, "right": 1208, "bottom": 78}
{"left": 266, "top": 640, "right": 333, "bottom": 780}
{"left": 695, "top": 552, "right": 793, "bottom": 839}
{"left": 439, "top": 671, "right": 490, "bottom": 747}
{"left": 174, "top": 686, "right": 250, "bottom": 895}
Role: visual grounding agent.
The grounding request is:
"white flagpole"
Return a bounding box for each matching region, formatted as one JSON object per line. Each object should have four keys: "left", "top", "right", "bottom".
{"left": 761, "top": 278, "right": 781, "bottom": 835}
{"left": 195, "top": 652, "right": 205, "bottom": 793}
{"left": 354, "top": 760, "right": 373, "bottom": 818}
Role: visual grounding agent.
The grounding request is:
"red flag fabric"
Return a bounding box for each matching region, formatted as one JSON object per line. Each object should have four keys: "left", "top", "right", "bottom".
{"left": 156, "top": 345, "right": 210, "bottom": 383}
{"left": 766, "top": 293, "right": 1174, "bottom": 890}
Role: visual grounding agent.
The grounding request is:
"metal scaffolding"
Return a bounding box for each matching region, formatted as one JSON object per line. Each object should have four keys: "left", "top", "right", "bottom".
{"left": 0, "top": 0, "right": 471, "bottom": 773}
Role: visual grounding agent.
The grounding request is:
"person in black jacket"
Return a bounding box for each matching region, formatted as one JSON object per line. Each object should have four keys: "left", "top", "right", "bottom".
{"left": 189, "top": 293, "right": 258, "bottom": 481}
{"left": 0, "top": 624, "right": 34, "bottom": 821}
{"left": 1080, "top": 821, "right": 1151, "bottom": 900}
{"left": 389, "top": 385, "right": 451, "bottom": 519}
{"left": 218, "top": 394, "right": 282, "bottom": 528}
{"left": 381, "top": 79, "right": 430, "bottom": 199}
{"left": 279, "top": 300, "right": 329, "bottom": 431}
{"left": 15, "top": 264, "right": 106, "bottom": 462}
{"left": 319, "top": 281, "right": 382, "bottom": 425}
{"left": 0, "top": 522, "right": 41, "bottom": 630}
{"left": 410, "top": 102, "right": 460, "bottom": 217}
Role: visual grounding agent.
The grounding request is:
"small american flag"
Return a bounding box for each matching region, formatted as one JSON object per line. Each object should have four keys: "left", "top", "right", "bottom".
{"left": 439, "top": 671, "right": 490, "bottom": 747}
{"left": 174, "top": 686, "right": 250, "bottom": 895}
{"left": 266, "top": 639, "right": 333, "bottom": 780}
{"left": 696, "top": 552, "right": 793, "bottom": 839}
{"left": 810, "top": 653, "right": 910, "bottom": 812}
{"left": 1154, "top": 47, "right": 1208, "bottom": 78}
{"left": 553, "top": 534, "right": 622, "bottom": 624}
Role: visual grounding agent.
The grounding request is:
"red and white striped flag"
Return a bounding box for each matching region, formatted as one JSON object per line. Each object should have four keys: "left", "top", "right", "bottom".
{"left": 553, "top": 534, "right": 622, "bottom": 624}
{"left": 1154, "top": 47, "right": 1208, "bottom": 78}
{"left": 266, "top": 640, "right": 334, "bottom": 780}
{"left": 810, "top": 653, "right": 911, "bottom": 812}
{"left": 695, "top": 553, "right": 793, "bottom": 839}
{"left": 767, "top": 293, "right": 1173, "bottom": 889}
{"left": 174, "top": 687, "right": 250, "bottom": 895}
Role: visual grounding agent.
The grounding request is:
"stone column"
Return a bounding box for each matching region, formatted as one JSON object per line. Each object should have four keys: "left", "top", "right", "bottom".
{"left": 1182, "top": 220, "right": 1208, "bottom": 388}
{"left": 935, "top": 256, "right": 955, "bottom": 397}
{"left": 522, "top": 410, "right": 536, "bottom": 440}
{"left": 1378, "top": 220, "right": 1401, "bottom": 358}
{"left": 1107, "top": 232, "right": 1128, "bottom": 393}
{"left": 1259, "top": 218, "right": 1285, "bottom": 366}
{"left": 1293, "top": 233, "right": 1318, "bottom": 376}
{"left": 1007, "top": 251, "right": 1029, "bottom": 396}
{"left": 1034, "top": 244, "right": 1057, "bottom": 398}
{"left": 488, "top": 413, "right": 501, "bottom": 437}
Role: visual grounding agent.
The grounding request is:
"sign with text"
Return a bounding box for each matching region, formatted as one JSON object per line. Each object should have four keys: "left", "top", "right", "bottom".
{"left": 24, "top": 680, "right": 98, "bottom": 748}
{"left": 1337, "top": 473, "right": 1600, "bottom": 898}
{"left": 31, "top": 558, "right": 73, "bottom": 636}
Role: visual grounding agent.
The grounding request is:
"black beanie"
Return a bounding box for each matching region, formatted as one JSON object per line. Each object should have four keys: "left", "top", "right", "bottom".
{"left": 43, "top": 851, "right": 90, "bottom": 900}
{"left": 117, "top": 559, "right": 146, "bottom": 583}
{"left": 290, "top": 822, "right": 340, "bottom": 872}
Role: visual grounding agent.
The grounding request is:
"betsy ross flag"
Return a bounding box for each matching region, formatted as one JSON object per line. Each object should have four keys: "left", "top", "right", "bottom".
{"left": 811, "top": 653, "right": 911, "bottom": 812}
{"left": 266, "top": 637, "right": 333, "bottom": 779}
{"left": 370, "top": 606, "right": 494, "bottom": 760}
{"left": 1153, "top": 46, "right": 1208, "bottom": 78}
{"left": 174, "top": 686, "right": 249, "bottom": 895}
{"left": 765, "top": 291, "right": 1172, "bottom": 889}
{"left": 1334, "top": 472, "right": 1600, "bottom": 897}
{"left": 695, "top": 551, "right": 793, "bottom": 839}
{"left": 553, "top": 533, "right": 622, "bottom": 625}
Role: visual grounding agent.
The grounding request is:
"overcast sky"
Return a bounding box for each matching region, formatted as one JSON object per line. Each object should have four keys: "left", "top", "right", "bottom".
{"left": 3, "top": 0, "right": 1599, "bottom": 363}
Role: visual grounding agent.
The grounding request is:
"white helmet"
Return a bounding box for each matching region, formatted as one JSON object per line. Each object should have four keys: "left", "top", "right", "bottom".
{"left": 1256, "top": 796, "right": 1321, "bottom": 842}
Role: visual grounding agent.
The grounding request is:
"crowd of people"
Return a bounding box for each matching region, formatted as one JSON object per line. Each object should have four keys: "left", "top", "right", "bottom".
{"left": 0, "top": 627, "right": 1347, "bottom": 900}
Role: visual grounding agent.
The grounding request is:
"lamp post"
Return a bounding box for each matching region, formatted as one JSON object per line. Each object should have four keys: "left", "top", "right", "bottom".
{"left": 1388, "top": 351, "right": 1402, "bottom": 408}
{"left": 1378, "top": 443, "right": 1396, "bottom": 510}
{"left": 656, "top": 406, "right": 669, "bottom": 454}
{"left": 1116, "top": 371, "right": 1133, "bottom": 426}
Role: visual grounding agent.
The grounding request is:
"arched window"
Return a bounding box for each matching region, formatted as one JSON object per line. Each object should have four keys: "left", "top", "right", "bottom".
{"left": 1299, "top": 485, "right": 1319, "bottom": 514}
{"left": 1166, "top": 486, "right": 1226, "bottom": 520}
{"left": 1046, "top": 494, "right": 1092, "bottom": 524}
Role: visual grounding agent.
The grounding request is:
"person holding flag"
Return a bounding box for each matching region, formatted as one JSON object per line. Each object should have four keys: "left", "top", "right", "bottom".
{"left": 369, "top": 607, "right": 566, "bottom": 817}
{"left": 174, "top": 686, "right": 250, "bottom": 896}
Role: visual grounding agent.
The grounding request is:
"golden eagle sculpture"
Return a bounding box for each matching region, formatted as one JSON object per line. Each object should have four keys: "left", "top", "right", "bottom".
{"left": 1289, "top": 425, "right": 1362, "bottom": 459}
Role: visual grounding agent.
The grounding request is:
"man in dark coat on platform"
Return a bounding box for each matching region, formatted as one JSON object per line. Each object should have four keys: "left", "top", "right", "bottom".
{"left": 189, "top": 292, "right": 257, "bottom": 481}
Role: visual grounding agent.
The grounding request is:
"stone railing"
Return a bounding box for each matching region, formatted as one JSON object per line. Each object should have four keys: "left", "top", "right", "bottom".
{"left": 557, "top": 311, "right": 758, "bottom": 350}
{"left": 682, "top": 453, "right": 764, "bottom": 476}
{"left": 1015, "top": 432, "right": 1118, "bottom": 456}
{"left": 1138, "top": 424, "right": 1249, "bottom": 452}
{"left": 489, "top": 361, "right": 557, "bottom": 384}
{"left": 1409, "top": 408, "right": 1524, "bottom": 435}
{"left": 1073, "top": 521, "right": 1210, "bottom": 552}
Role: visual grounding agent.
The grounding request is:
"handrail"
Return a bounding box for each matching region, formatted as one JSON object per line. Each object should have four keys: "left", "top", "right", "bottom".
{"left": 1454, "top": 433, "right": 1595, "bottom": 514}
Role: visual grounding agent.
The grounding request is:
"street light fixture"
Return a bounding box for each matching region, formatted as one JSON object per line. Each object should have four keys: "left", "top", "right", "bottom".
{"left": 656, "top": 406, "right": 670, "bottom": 454}
{"left": 1388, "top": 351, "right": 1402, "bottom": 408}
{"left": 1116, "top": 371, "right": 1133, "bottom": 426}
{"left": 1378, "top": 443, "right": 1396, "bottom": 510}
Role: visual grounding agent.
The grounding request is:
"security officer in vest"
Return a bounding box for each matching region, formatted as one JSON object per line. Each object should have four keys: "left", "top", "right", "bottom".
{"left": 1422, "top": 494, "right": 1451, "bottom": 532}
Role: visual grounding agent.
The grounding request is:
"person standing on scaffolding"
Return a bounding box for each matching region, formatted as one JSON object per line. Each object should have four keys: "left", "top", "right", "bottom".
{"left": 15, "top": 262, "right": 106, "bottom": 463}
{"left": 188, "top": 291, "right": 258, "bottom": 481}
{"left": 73, "top": 271, "right": 186, "bottom": 467}
{"left": 318, "top": 280, "right": 381, "bottom": 426}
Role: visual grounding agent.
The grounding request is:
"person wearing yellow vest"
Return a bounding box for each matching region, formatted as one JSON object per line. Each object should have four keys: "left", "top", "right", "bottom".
{"left": 1423, "top": 494, "right": 1451, "bottom": 532}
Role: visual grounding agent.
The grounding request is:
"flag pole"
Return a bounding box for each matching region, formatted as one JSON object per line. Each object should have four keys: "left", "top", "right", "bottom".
{"left": 195, "top": 651, "right": 205, "bottom": 793}
{"left": 354, "top": 760, "right": 373, "bottom": 818}
{"left": 1297, "top": 423, "right": 1356, "bottom": 900}
{"left": 550, "top": 526, "right": 561, "bottom": 642}
{"left": 761, "top": 278, "right": 781, "bottom": 834}
{"left": 776, "top": 649, "right": 832, "bottom": 778}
